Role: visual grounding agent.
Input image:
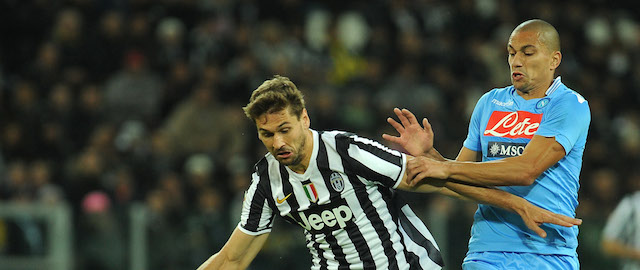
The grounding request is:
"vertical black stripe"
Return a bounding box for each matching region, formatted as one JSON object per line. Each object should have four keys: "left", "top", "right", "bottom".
{"left": 397, "top": 207, "right": 444, "bottom": 267}
{"left": 279, "top": 164, "right": 300, "bottom": 210}
{"left": 336, "top": 136, "right": 398, "bottom": 270}
{"left": 317, "top": 131, "right": 341, "bottom": 198}
{"left": 325, "top": 233, "right": 349, "bottom": 268}
{"left": 390, "top": 193, "right": 428, "bottom": 270}
{"left": 310, "top": 233, "right": 328, "bottom": 270}
{"left": 246, "top": 158, "right": 275, "bottom": 231}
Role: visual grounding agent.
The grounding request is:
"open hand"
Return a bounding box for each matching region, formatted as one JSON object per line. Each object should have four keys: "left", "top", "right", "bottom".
{"left": 515, "top": 202, "right": 583, "bottom": 238}
{"left": 382, "top": 108, "right": 434, "bottom": 157}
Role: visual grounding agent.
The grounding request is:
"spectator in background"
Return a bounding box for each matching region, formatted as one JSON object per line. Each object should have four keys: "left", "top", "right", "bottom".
{"left": 76, "top": 191, "right": 125, "bottom": 270}
{"left": 104, "top": 50, "right": 162, "bottom": 125}
{"left": 602, "top": 171, "right": 640, "bottom": 270}
{"left": 162, "top": 83, "right": 246, "bottom": 159}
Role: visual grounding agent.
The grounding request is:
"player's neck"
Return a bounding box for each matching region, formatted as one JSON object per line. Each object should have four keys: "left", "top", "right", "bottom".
{"left": 516, "top": 80, "right": 553, "bottom": 100}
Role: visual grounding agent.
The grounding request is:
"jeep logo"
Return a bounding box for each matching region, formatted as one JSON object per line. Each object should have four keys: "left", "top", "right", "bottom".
{"left": 287, "top": 202, "right": 355, "bottom": 233}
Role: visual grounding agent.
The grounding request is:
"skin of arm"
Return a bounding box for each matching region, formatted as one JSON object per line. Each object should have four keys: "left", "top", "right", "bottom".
{"left": 396, "top": 156, "right": 581, "bottom": 238}
{"left": 197, "top": 228, "right": 270, "bottom": 270}
{"left": 407, "top": 135, "right": 565, "bottom": 186}
{"left": 602, "top": 239, "right": 640, "bottom": 261}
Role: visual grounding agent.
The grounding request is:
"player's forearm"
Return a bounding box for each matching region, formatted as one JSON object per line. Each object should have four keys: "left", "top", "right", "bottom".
{"left": 197, "top": 252, "right": 245, "bottom": 270}
{"left": 442, "top": 180, "right": 523, "bottom": 211}
{"left": 445, "top": 157, "right": 535, "bottom": 186}
{"left": 602, "top": 239, "right": 640, "bottom": 261}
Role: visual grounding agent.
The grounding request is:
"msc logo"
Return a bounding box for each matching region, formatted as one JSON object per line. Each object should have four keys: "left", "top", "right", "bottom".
{"left": 488, "top": 141, "right": 527, "bottom": 157}
{"left": 288, "top": 200, "right": 355, "bottom": 233}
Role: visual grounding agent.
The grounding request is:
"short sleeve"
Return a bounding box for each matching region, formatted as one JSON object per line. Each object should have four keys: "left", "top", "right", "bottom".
{"left": 535, "top": 92, "right": 590, "bottom": 154}
{"left": 336, "top": 133, "right": 406, "bottom": 189}
{"left": 238, "top": 171, "right": 275, "bottom": 235}
{"left": 463, "top": 93, "right": 489, "bottom": 152}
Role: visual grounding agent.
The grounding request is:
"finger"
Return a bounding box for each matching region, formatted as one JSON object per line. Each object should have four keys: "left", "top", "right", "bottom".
{"left": 524, "top": 219, "right": 547, "bottom": 238}
{"left": 387, "top": 117, "right": 405, "bottom": 133}
{"left": 394, "top": 108, "right": 412, "bottom": 128}
{"left": 551, "top": 214, "right": 583, "bottom": 227}
{"left": 401, "top": 108, "right": 418, "bottom": 125}
{"left": 382, "top": 134, "right": 402, "bottom": 144}
{"left": 422, "top": 118, "right": 432, "bottom": 133}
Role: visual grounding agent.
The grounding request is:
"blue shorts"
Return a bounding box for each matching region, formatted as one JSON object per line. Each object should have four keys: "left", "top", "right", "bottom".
{"left": 462, "top": 251, "right": 579, "bottom": 270}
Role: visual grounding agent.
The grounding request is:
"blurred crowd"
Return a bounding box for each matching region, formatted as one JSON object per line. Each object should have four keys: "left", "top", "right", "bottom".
{"left": 0, "top": 0, "right": 639, "bottom": 269}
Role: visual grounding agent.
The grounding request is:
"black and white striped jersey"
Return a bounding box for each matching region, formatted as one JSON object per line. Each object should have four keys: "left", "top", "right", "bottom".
{"left": 238, "top": 129, "right": 443, "bottom": 270}
{"left": 603, "top": 191, "right": 640, "bottom": 270}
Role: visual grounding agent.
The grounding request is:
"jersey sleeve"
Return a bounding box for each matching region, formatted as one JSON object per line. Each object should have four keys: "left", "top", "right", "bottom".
{"left": 463, "top": 92, "right": 489, "bottom": 152}
{"left": 336, "top": 133, "right": 407, "bottom": 189}
{"left": 238, "top": 171, "right": 275, "bottom": 235}
{"left": 535, "top": 91, "right": 591, "bottom": 154}
{"left": 602, "top": 195, "right": 634, "bottom": 241}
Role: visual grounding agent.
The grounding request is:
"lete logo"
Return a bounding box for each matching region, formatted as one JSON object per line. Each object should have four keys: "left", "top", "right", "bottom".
{"left": 484, "top": 111, "right": 542, "bottom": 139}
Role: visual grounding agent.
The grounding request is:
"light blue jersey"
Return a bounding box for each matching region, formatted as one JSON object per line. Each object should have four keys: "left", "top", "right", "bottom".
{"left": 462, "top": 77, "right": 590, "bottom": 256}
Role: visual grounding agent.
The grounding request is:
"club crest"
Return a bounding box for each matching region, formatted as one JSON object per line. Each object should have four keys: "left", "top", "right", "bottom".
{"left": 330, "top": 172, "right": 344, "bottom": 192}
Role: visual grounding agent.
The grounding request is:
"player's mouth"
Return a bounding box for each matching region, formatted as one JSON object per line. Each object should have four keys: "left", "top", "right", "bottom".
{"left": 512, "top": 72, "right": 524, "bottom": 81}
{"left": 277, "top": 150, "right": 293, "bottom": 159}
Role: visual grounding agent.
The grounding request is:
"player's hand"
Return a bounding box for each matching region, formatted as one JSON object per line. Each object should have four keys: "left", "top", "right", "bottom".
{"left": 514, "top": 200, "right": 583, "bottom": 238}
{"left": 383, "top": 108, "right": 434, "bottom": 157}
{"left": 405, "top": 156, "right": 449, "bottom": 186}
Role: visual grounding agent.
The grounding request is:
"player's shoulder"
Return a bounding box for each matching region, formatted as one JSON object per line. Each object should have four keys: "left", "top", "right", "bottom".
{"left": 551, "top": 84, "right": 589, "bottom": 110}
{"left": 252, "top": 155, "right": 271, "bottom": 176}
{"left": 321, "top": 130, "right": 357, "bottom": 142}
{"left": 481, "top": 85, "right": 514, "bottom": 102}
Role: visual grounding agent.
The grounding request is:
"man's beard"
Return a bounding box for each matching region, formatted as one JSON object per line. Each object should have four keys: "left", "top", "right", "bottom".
{"left": 276, "top": 134, "right": 306, "bottom": 166}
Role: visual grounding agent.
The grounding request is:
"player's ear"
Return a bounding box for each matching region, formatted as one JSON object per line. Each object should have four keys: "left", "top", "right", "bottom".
{"left": 550, "top": 51, "right": 562, "bottom": 70}
{"left": 301, "top": 108, "right": 310, "bottom": 128}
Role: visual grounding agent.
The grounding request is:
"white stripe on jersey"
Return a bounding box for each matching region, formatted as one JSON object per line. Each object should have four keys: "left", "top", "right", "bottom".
{"left": 348, "top": 144, "right": 404, "bottom": 187}
{"left": 545, "top": 76, "right": 562, "bottom": 96}
{"left": 399, "top": 205, "right": 443, "bottom": 269}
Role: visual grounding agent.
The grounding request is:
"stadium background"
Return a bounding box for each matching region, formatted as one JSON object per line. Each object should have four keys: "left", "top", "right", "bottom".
{"left": 0, "top": 0, "right": 638, "bottom": 269}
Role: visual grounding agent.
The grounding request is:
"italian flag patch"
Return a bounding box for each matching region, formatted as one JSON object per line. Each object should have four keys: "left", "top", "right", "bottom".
{"left": 303, "top": 183, "right": 318, "bottom": 203}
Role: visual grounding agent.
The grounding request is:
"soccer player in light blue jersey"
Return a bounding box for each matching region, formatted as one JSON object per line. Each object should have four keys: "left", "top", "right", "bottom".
{"left": 384, "top": 19, "right": 590, "bottom": 270}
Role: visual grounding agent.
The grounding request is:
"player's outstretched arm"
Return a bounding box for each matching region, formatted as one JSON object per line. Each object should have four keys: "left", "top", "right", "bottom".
{"left": 442, "top": 180, "right": 582, "bottom": 238}
{"left": 397, "top": 162, "right": 581, "bottom": 238}
{"left": 197, "top": 228, "right": 269, "bottom": 270}
{"left": 406, "top": 135, "right": 566, "bottom": 187}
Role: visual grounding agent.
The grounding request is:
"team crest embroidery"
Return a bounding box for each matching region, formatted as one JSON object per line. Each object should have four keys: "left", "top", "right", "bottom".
{"left": 303, "top": 182, "right": 319, "bottom": 203}
{"left": 330, "top": 172, "right": 344, "bottom": 192}
{"left": 536, "top": 98, "right": 550, "bottom": 109}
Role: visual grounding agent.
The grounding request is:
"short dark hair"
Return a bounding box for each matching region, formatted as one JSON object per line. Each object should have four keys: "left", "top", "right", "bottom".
{"left": 243, "top": 75, "right": 305, "bottom": 122}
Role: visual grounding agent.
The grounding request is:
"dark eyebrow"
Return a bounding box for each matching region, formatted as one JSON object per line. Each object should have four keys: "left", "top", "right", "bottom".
{"left": 508, "top": 44, "right": 537, "bottom": 51}
{"left": 258, "top": 122, "right": 290, "bottom": 133}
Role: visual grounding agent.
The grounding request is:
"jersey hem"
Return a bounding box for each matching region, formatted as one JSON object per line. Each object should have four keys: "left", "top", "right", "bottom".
{"left": 237, "top": 224, "right": 272, "bottom": 236}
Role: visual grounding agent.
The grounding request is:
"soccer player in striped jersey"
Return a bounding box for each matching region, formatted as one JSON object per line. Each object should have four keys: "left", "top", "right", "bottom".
{"left": 196, "top": 75, "right": 582, "bottom": 270}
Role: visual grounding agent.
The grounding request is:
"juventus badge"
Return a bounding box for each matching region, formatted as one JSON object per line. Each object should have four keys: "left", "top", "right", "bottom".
{"left": 330, "top": 172, "right": 344, "bottom": 192}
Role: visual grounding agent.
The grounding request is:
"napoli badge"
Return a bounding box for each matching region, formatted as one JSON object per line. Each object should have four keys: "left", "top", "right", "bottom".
{"left": 536, "top": 98, "right": 550, "bottom": 110}
{"left": 330, "top": 172, "right": 345, "bottom": 192}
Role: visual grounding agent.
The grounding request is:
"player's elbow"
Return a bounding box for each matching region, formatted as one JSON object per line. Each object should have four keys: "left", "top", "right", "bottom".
{"left": 514, "top": 168, "right": 538, "bottom": 186}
